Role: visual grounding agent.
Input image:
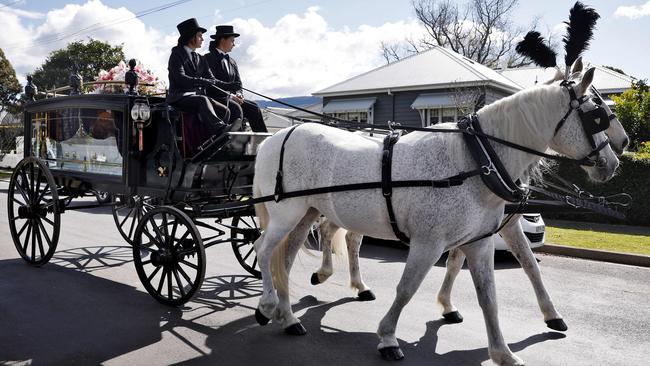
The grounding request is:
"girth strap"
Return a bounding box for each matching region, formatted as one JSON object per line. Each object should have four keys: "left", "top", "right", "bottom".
{"left": 274, "top": 125, "right": 300, "bottom": 202}
{"left": 382, "top": 131, "right": 411, "bottom": 244}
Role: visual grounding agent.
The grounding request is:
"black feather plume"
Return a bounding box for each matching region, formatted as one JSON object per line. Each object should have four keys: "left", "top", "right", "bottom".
{"left": 563, "top": 1, "right": 600, "bottom": 67}
{"left": 516, "top": 31, "right": 557, "bottom": 68}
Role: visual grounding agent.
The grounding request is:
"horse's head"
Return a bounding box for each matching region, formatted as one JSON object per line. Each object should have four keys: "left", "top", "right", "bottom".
{"left": 565, "top": 57, "right": 630, "bottom": 155}
{"left": 544, "top": 64, "right": 619, "bottom": 182}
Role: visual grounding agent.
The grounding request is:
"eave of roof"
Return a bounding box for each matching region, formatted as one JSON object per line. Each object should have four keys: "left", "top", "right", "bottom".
{"left": 313, "top": 46, "right": 522, "bottom": 97}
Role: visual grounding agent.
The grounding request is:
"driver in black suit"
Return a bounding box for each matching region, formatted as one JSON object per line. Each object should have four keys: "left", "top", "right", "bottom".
{"left": 167, "top": 18, "right": 237, "bottom": 137}
{"left": 205, "top": 25, "right": 268, "bottom": 132}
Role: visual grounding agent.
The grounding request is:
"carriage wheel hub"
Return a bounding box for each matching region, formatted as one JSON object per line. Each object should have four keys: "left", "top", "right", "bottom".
{"left": 17, "top": 204, "right": 44, "bottom": 219}
{"left": 151, "top": 249, "right": 173, "bottom": 266}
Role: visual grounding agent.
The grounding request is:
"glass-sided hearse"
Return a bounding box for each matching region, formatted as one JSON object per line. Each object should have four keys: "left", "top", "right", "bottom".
{"left": 8, "top": 69, "right": 270, "bottom": 305}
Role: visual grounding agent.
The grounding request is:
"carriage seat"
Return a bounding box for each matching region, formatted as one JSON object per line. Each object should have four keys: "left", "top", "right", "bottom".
{"left": 167, "top": 105, "right": 231, "bottom": 159}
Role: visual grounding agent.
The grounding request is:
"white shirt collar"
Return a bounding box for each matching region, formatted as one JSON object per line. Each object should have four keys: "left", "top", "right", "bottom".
{"left": 183, "top": 45, "right": 194, "bottom": 58}
{"left": 216, "top": 48, "right": 228, "bottom": 56}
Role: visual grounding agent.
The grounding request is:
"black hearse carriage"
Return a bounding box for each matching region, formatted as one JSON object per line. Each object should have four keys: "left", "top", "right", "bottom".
{"left": 7, "top": 66, "right": 270, "bottom": 305}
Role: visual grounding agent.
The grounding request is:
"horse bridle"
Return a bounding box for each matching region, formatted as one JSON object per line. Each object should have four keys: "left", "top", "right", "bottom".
{"left": 553, "top": 80, "right": 611, "bottom": 167}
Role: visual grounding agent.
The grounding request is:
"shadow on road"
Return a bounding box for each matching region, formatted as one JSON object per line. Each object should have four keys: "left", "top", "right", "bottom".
{"left": 0, "top": 258, "right": 171, "bottom": 364}
{"left": 0, "top": 257, "right": 268, "bottom": 364}
{"left": 0, "top": 254, "right": 564, "bottom": 365}
{"left": 174, "top": 294, "right": 565, "bottom": 366}
{"left": 50, "top": 245, "right": 133, "bottom": 272}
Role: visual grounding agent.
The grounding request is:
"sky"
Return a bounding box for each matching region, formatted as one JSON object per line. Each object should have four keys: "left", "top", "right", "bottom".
{"left": 1, "top": 0, "right": 648, "bottom": 98}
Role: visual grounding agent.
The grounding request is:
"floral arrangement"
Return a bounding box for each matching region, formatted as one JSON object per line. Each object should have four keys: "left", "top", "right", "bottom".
{"left": 93, "top": 60, "right": 164, "bottom": 95}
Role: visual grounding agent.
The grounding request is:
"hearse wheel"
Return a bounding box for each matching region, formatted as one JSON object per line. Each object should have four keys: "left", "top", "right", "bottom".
{"left": 230, "top": 216, "right": 262, "bottom": 279}
{"left": 7, "top": 157, "right": 60, "bottom": 265}
{"left": 133, "top": 206, "right": 206, "bottom": 306}
{"left": 112, "top": 195, "right": 157, "bottom": 246}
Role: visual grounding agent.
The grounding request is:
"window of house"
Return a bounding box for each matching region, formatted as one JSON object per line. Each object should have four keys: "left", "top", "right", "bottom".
{"left": 420, "top": 107, "right": 471, "bottom": 126}
{"left": 325, "top": 111, "right": 371, "bottom": 123}
{"left": 441, "top": 108, "right": 456, "bottom": 123}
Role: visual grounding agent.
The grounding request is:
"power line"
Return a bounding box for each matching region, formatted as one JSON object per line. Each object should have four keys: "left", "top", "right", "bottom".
{"left": 0, "top": 1, "right": 21, "bottom": 10}
{"left": 3, "top": 0, "right": 193, "bottom": 51}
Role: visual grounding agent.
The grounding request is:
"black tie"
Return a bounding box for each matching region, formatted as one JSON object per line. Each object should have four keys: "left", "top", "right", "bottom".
{"left": 191, "top": 52, "right": 198, "bottom": 68}
{"left": 223, "top": 54, "right": 230, "bottom": 74}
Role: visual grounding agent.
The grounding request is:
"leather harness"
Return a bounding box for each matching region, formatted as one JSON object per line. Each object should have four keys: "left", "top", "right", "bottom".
{"left": 260, "top": 82, "right": 615, "bottom": 243}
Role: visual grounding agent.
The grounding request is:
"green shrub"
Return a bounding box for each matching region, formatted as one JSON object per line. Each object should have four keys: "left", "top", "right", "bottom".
{"left": 540, "top": 154, "right": 650, "bottom": 226}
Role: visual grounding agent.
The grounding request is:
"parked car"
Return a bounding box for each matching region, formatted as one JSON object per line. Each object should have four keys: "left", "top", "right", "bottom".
{"left": 493, "top": 214, "right": 545, "bottom": 250}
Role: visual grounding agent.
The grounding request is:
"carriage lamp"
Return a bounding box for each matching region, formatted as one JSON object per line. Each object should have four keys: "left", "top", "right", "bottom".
{"left": 131, "top": 101, "right": 151, "bottom": 151}
{"left": 131, "top": 102, "right": 151, "bottom": 121}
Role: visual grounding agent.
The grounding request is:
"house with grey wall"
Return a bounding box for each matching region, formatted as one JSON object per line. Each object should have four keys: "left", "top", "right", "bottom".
{"left": 310, "top": 45, "right": 633, "bottom": 127}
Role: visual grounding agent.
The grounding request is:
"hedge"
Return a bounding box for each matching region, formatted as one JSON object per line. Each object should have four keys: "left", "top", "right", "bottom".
{"left": 540, "top": 154, "right": 650, "bottom": 227}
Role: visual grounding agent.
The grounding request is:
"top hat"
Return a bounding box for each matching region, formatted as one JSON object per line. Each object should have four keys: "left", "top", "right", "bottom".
{"left": 210, "top": 25, "right": 240, "bottom": 39}
{"left": 176, "top": 18, "right": 207, "bottom": 37}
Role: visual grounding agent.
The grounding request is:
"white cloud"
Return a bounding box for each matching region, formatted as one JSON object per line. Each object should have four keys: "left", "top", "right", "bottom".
{"left": 225, "top": 7, "right": 424, "bottom": 97}
{"left": 1, "top": 2, "right": 425, "bottom": 98}
{"left": 0, "top": 0, "right": 174, "bottom": 88}
{"left": 614, "top": 1, "right": 650, "bottom": 19}
{"left": 0, "top": 6, "right": 44, "bottom": 19}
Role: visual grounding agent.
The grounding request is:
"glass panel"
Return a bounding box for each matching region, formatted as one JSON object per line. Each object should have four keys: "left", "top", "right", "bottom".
{"left": 441, "top": 108, "right": 455, "bottom": 123}
{"left": 30, "top": 108, "right": 124, "bottom": 176}
{"left": 427, "top": 108, "right": 440, "bottom": 126}
{"left": 358, "top": 112, "right": 368, "bottom": 123}
{"left": 348, "top": 112, "right": 360, "bottom": 122}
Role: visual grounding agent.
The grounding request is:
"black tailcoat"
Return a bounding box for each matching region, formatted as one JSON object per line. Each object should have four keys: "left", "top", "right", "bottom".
{"left": 167, "top": 45, "right": 228, "bottom": 103}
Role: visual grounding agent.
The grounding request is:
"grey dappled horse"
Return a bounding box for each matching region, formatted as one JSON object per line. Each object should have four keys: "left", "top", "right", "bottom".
{"left": 310, "top": 58, "right": 629, "bottom": 335}
{"left": 252, "top": 65, "right": 618, "bottom": 365}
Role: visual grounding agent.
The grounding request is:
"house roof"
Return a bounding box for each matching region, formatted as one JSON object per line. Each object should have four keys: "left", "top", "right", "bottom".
{"left": 499, "top": 64, "right": 634, "bottom": 93}
{"left": 313, "top": 46, "right": 522, "bottom": 97}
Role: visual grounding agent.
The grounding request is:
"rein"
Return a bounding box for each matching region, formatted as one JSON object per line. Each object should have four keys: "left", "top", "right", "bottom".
{"left": 212, "top": 84, "right": 624, "bottom": 242}
{"left": 244, "top": 85, "right": 609, "bottom": 168}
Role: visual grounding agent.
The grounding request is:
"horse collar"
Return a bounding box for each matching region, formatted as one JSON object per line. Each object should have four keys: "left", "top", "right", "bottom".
{"left": 459, "top": 115, "right": 528, "bottom": 203}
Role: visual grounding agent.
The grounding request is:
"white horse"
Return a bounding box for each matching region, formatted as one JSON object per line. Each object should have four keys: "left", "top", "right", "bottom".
{"left": 309, "top": 58, "right": 630, "bottom": 333}
{"left": 252, "top": 65, "right": 618, "bottom": 365}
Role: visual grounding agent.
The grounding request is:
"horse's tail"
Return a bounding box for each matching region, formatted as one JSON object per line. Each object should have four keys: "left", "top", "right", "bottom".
{"left": 254, "top": 181, "right": 290, "bottom": 292}
{"left": 253, "top": 181, "right": 269, "bottom": 231}
{"left": 331, "top": 227, "right": 347, "bottom": 261}
{"left": 271, "top": 235, "right": 290, "bottom": 294}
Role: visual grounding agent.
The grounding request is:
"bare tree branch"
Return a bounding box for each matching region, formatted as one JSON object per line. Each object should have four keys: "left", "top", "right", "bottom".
{"left": 400, "top": 0, "right": 540, "bottom": 68}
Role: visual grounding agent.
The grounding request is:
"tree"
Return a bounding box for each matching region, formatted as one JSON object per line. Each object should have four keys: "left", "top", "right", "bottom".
{"left": 382, "top": 0, "right": 544, "bottom": 68}
{"left": 31, "top": 39, "right": 124, "bottom": 92}
{"left": 0, "top": 48, "right": 22, "bottom": 115}
{"left": 611, "top": 79, "right": 650, "bottom": 149}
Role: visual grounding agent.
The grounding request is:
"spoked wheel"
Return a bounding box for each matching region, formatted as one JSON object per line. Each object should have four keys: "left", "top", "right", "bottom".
{"left": 7, "top": 157, "right": 60, "bottom": 265}
{"left": 230, "top": 216, "right": 262, "bottom": 279}
{"left": 133, "top": 206, "right": 206, "bottom": 306}
{"left": 112, "top": 195, "right": 157, "bottom": 246}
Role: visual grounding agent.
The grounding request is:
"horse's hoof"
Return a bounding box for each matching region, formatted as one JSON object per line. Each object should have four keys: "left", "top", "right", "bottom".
{"left": 310, "top": 273, "right": 321, "bottom": 285}
{"left": 284, "top": 323, "right": 307, "bottom": 336}
{"left": 255, "top": 308, "right": 270, "bottom": 326}
{"left": 546, "top": 318, "right": 568, "bottom": 331}
{"left": 358, "top": 290, "right": 376, "bottom": 301}
{"left": 379, "top": 346, "right": 404, "bottom": 361}
{"left": 443, "top": 311, "right": 464, "bottom": 323}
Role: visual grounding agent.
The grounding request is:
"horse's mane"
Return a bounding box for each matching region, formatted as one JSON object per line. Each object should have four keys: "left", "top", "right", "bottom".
{"left": 480, "top": 84, "right": 562, "bottom": 148}
{"left": 476, "top": 83, "right": 565, "bottom": 182}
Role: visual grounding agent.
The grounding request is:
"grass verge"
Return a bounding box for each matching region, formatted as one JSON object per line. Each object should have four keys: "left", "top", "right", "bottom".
{"left": 546, "top": 226, "right": 650, "bottom": 256}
